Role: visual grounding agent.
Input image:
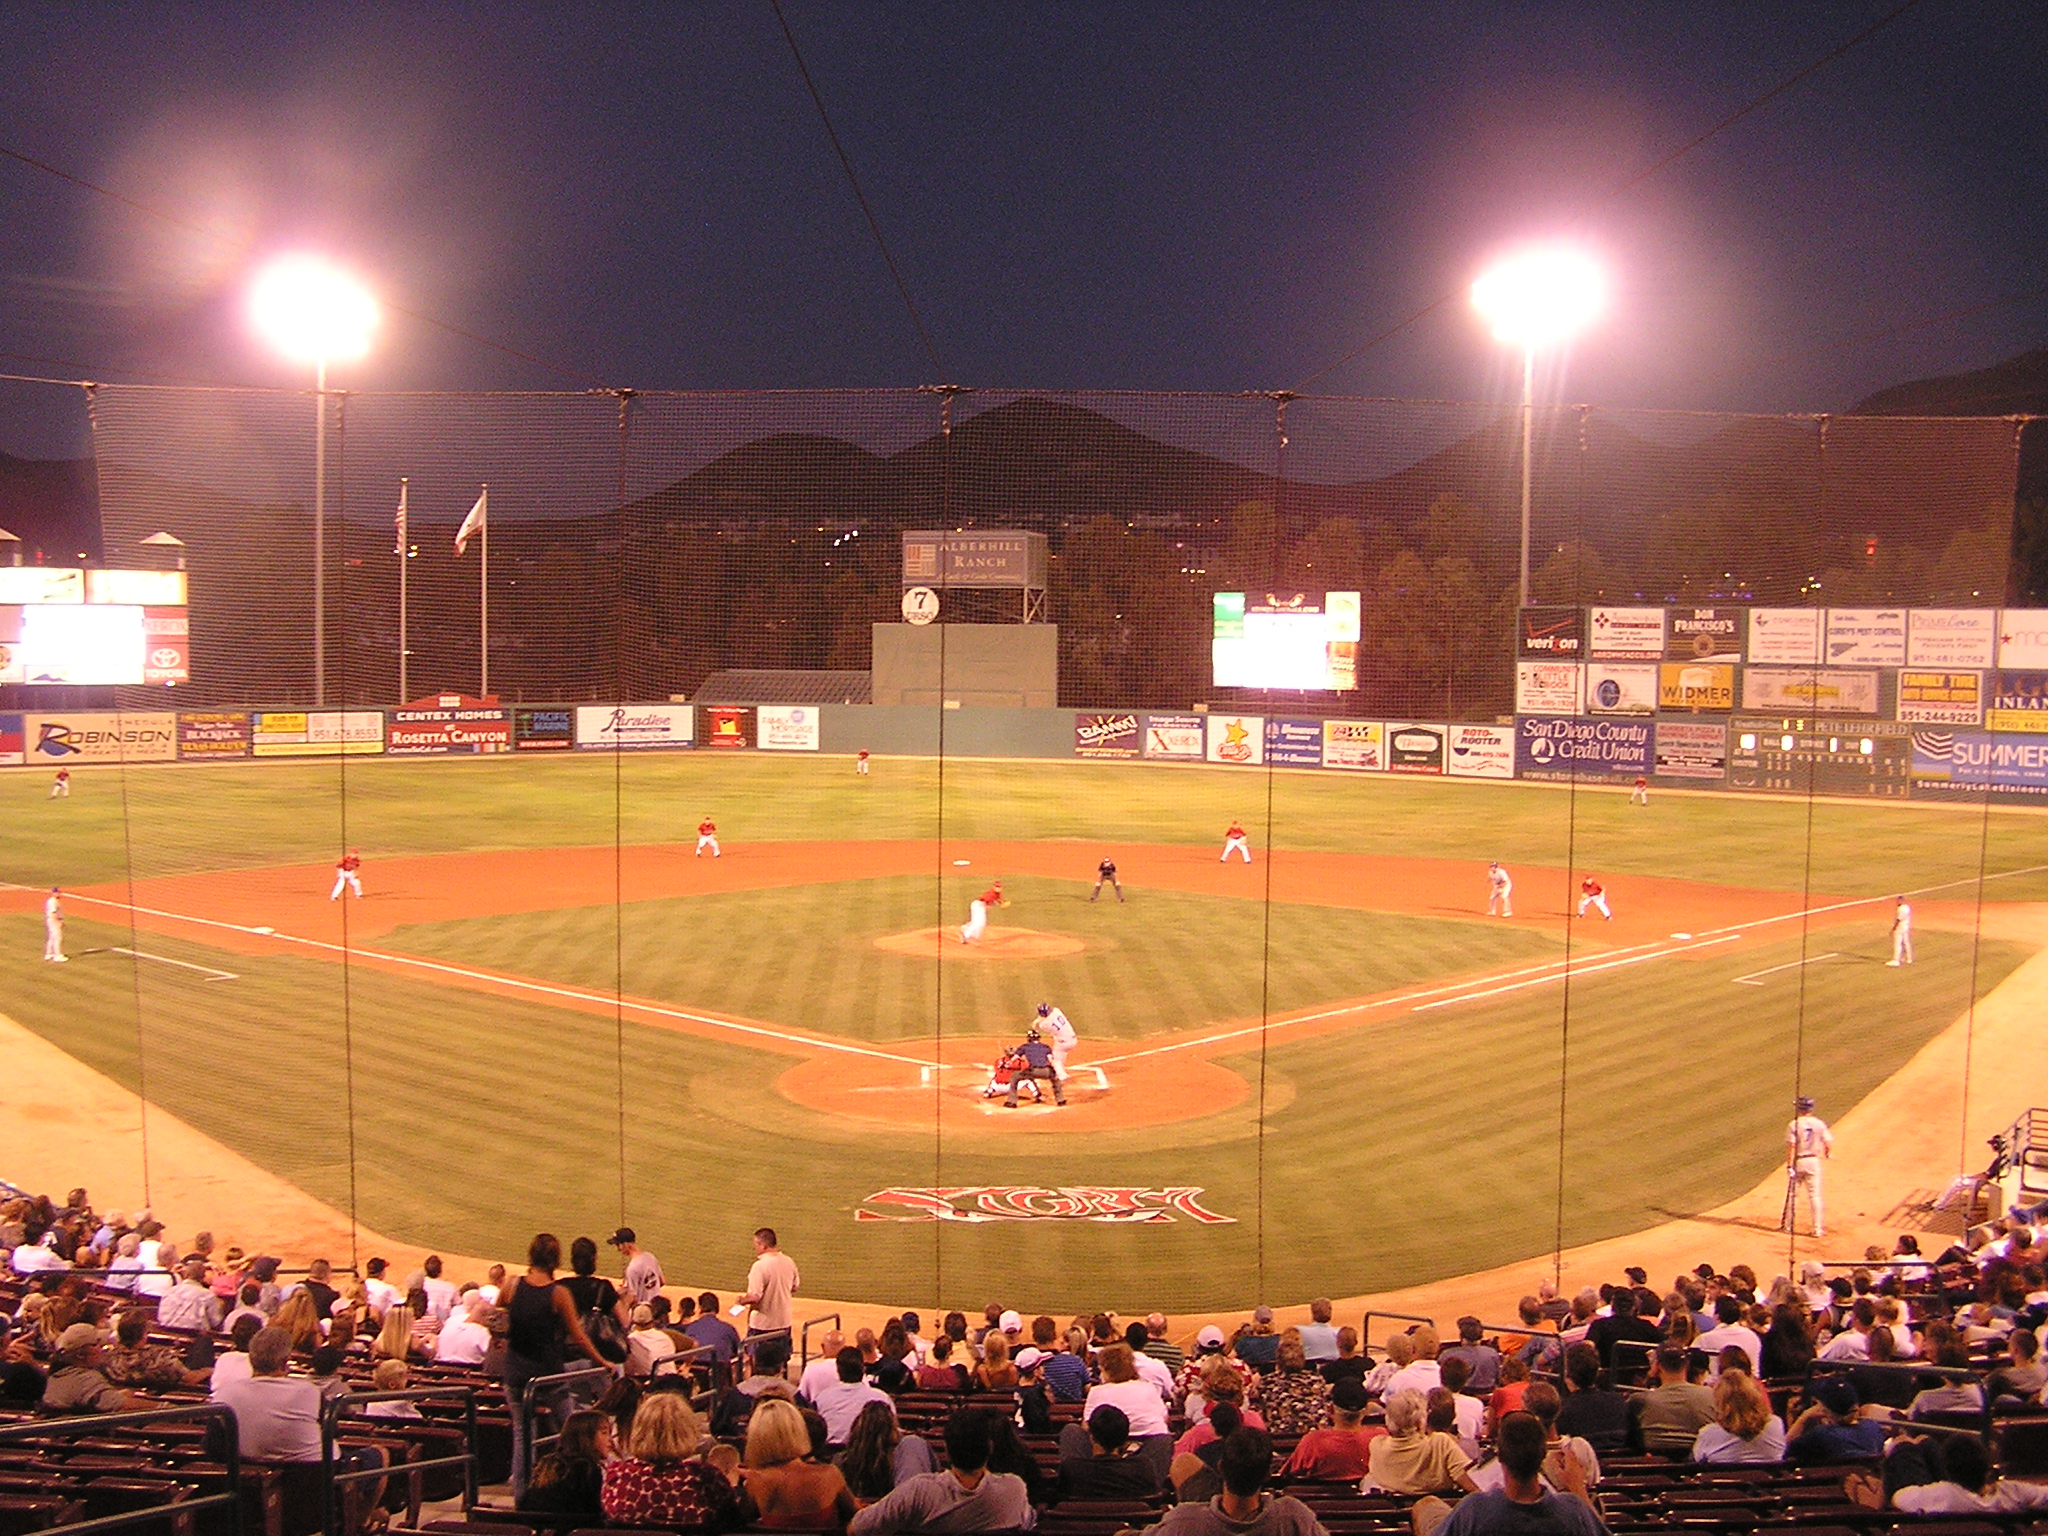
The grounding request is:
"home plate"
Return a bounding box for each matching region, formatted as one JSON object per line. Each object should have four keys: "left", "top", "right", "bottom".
{"left": 1671, "top": 932, "right": 1693, "bottom": 940}
{"left": 953, "top": 859, "right": 971, "bottom": 866}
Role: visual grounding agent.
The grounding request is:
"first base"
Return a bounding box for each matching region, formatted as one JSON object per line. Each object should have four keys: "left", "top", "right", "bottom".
{"left": 952, "top": 859, "right": 971, "bottom": 866}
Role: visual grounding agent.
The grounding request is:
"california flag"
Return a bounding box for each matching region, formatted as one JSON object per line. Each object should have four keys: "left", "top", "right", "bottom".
{"left": 454, "top": 487, "right": 487, "bottom": 556}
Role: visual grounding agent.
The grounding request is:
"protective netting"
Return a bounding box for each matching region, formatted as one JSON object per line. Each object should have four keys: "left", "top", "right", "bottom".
{"left": 0, "top": 380, "right": 2037, "bottom": 1317}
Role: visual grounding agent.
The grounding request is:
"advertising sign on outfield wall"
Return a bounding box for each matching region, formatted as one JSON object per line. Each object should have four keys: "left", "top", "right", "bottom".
{"left": 26, "top": 711, "right": 178, "bottom": 763}
{"left": 1896, "top": 671, "right": 1983, "bottom": 726}
{"left": 1446, "top": 724, "right": 1514, "bottom": 779}
{"left": 1141, "top": 713, "right": 1204, "bottom": 760}
{"left": 251, "top": 711, "right": 384, "bottom": 757}
{"left": 1986, "top": 673, "right": 2048, "bottom": 733}
{"left": 1907, "top": 609, "right": 1997, "bottom": 669}
{"left": 1321, "top": 719, "right": 1384, "bottom": 771}
{"left": 702, "top": 706, "right": 755, "bottom": 748}
{"left": 1911, "top": 731, "right": 2048, "bottom": 791}
{"left": 1517, "top": 606, "right": 1584, "bottom": 658}
{"left": 1654, "top": 721, "right": 1728, "bottom": 779}
{"left": 575, "top": 704, "right": 694, "bottom": 751}
{"left": 1585, "top": 663, "right": 1657, "bottom": 715}
{"left": 1746, "top": 608, "right": 1824, "bottom": 664}
{"left": 0, "top": 713, "right": 22, "bottom": 766}
{"left": 387, "top": 703, "right": 513, "bottom": 755}
{"left": 1073, "top": 711, "right": 1140, "bottom": 758}
{"left": 1587, "top": 606, "right": 1664, "bottom": 660}
{"left": 1515, "top": 716, "right": 1652, "bottom": 780}
{"left": 1385, "top": 723, "right": 1446, "bottom": 775}
{"left": 1205, "top": 714, "right": 1263, "bottom": 766}
{"left": 756, "top": 706, "right": 822, "bottom": 751}
{"left": 1263, "top": 718, "right": 1323, "bottom": 767}
{"left": 1515, "top": 661, "right": 1582, "bottom": 715}
{"left": 177, "top": 711, "right": 251, "bottom": 759}
{"left": 1740, "top": 667, "right": 1879, "bottom": 716}
{"left": 1666, "top": 607, "right": 1744, "bottom": 663}
{"left": 1824, "top": 608, "right": 1906, "bottom": 666}
{"left": 2000, "top": 611, "right": 2048, "bottom": 670}
{"left": 513, "top": 707, "right": 573, "bottom": 750}
{"left": 1658, "top": 663, "right": 1735, "bottom": 712}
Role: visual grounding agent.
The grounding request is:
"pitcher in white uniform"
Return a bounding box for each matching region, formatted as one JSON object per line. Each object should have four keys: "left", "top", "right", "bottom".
{"left": 43, "top": 887, "right": 66, "bottom": 963}
{"left": 1785, "top": 1096, "right": 1834, "bottom": 1238}
{"left": 1887, "top": 896, "right": 1914, "bottom": 967}
{"left": 1037, "top": 1002, "right": 1077, "bottom": 1083}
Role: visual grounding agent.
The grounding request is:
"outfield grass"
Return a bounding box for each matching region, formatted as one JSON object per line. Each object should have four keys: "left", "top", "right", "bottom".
{"left": 7, "top": 752, "right": 2048, "bottom": 898}
{"left": 0, "top": 904, "right": 2023, "bottom": 1309}
{"left": 376, "top": 876, "right": 1564, "bottom": 1043}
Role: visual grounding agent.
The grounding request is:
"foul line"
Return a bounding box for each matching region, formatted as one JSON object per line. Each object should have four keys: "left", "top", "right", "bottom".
{"left": 75, "top": 945, "right": 239, "bottom": 982}
{"left": 1734, "top": 952, "right": 1840, "bottom": 986}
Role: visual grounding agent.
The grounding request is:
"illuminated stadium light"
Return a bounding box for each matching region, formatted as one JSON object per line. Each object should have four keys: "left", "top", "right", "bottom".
{"left": 1471, "top": 244, "right": 1605, "bottom": 349}
{"left": 248, "top": 254, "right": 378, "bottom": 363}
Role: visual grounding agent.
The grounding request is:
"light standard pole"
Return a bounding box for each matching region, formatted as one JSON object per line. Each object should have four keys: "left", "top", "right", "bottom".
{"left": 249, "top": 256, "right": 378, "bottom": 706}
{"left": 1471, "top": 245, "right": 1604, "bottom": 607}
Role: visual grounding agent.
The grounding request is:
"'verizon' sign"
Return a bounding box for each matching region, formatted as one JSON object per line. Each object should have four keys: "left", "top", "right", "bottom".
{"left": 855, "top": 1187, "right": 1235, "bottom": 1223}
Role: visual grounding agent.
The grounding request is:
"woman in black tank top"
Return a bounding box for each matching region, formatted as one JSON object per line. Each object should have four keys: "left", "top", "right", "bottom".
{"left": 502, "top": 1233, "right": 608, "bottom": 1497}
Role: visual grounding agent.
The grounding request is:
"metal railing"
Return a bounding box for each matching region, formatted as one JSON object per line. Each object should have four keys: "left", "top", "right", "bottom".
{"left": 323, "top": 1384, "right": 481, "bottom": 1536}
{"left": 738, "top": 1326, "right": 791, "bottom": 1381}
{"left": 513, "top": 1364, "right": 614, "bottom": 1493}
{"left": 1804, "top": 1358, "right": 1992, "bottom": 1441}
{"left": 1361, "top": 1311, "right": 1433, "bottom": 1359}
{"left": 649, "top": 1341, "right": 717, "bottom": 1381}
{"left": 799, "top": 1312, "right": 840, "bottom": 1369}
{"left": 0, "top": 1402, "right": 244, "bottom": 1536}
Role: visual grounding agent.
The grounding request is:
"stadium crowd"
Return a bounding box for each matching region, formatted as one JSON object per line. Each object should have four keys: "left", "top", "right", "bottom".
{"left": 10, "top": 1184, "right": 2048, "bottom": 1535}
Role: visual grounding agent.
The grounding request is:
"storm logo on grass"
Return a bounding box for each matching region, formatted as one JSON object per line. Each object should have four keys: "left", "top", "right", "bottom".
{"left": 855, "top": 1186, "right": 1235, "bottom": 1224}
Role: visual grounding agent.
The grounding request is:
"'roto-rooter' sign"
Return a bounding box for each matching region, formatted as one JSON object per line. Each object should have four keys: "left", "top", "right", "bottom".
{"left": 1515, "top": 715, "right": 1652, "bottom": 780}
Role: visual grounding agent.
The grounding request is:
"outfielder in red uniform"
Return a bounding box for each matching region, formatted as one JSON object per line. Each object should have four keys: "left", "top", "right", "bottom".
{"left": 856, "top": 749, "right": 870, "bottom": 775}
{"left": 50, "top": 768, "right": 70, "bottom": 800}
{"left": 1630, "top": 774, "right": 1649, "bottom": 806}
{"left": 1221, "top": 820, "right": 1251, "bottom": 863}
{"left": 961, "top": 880, "right": 1005, "bottom": 944}
{"left": 1577, "top": 878, "right": 1611, "bottom": 919}
{"left": 695, "top": 818, "right": 720, "bottom": 858}
{"left": 329, "top": 849, "right": 363, "bottom": 901}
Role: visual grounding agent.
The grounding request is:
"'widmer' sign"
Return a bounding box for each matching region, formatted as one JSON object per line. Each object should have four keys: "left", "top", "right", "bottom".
{"left": 901, "top": 530, "right": 1049, "bottom": 590}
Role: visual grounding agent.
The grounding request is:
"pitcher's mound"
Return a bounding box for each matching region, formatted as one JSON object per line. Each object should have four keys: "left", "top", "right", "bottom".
{"left": 874, "top": 927, "right": 1084, "bottom": 960}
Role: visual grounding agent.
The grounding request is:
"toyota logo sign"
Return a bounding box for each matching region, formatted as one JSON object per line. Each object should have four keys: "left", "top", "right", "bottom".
{"left": 150, "top": 648, "right": 183, "bottom": 668}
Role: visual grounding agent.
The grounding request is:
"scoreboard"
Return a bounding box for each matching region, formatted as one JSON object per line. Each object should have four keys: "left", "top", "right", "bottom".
{"left": 0, "top": 567, "right": 189, "bottom": 686}
{"left": 1726, "top": 717, "right": 1912, "bottom": 798}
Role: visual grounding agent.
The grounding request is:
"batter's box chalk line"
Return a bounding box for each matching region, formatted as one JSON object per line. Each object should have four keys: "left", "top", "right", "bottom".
{"left": 920, "top": 1063, "right": 1108, "bottom": 1090}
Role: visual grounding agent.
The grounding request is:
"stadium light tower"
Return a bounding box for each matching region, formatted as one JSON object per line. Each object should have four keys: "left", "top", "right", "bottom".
{"left": 249, "top": 255, "right": 378, "bottom": 706}
{"left": 1470, "top": 245, "right": 1604, "bottom": 607}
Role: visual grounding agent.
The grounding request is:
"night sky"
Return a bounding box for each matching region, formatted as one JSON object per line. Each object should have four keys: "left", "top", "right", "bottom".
{"left": 2, "top": 2, "right": 2044, "bottom": 458}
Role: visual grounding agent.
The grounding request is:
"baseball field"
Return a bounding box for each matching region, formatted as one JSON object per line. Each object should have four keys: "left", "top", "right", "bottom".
{"left": 4, "top": 750, "right": 2047, "bottom": 1313}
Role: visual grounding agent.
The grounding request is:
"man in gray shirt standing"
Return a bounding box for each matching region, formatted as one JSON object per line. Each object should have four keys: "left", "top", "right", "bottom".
{"left": 610, "top": 1228, "right": 665, "bottom": 1309}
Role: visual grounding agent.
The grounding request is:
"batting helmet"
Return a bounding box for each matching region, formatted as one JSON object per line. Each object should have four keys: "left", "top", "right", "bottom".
{"left": 1796, "top": 1096, "right": 1815, "bottom": 1113}
{"left": 1037, "top": 1003, "right": 1050, "bottom": 1016}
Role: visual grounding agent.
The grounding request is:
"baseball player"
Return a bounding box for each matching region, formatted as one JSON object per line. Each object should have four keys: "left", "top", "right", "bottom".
{"left": 1036, "top": 1002, "right": 1078, "bottom": 1083}
{"left": 1785, "top": 1095, "right": 1834, "bottom": 1238}
{"left": 1003, "top": 1026, "right": 1066, "bottom": 1108}
{"left": 43, "top": 887, "right": 66, "bottom": 963}
{"left": 855, "top": 749, "right": 870, "bottom": 776}
{"left": 695, "top": 817, "right": 720, "bottom": 858}
{"left": 983, "top": 1046, "right": 1041, "bottom": 1102}
{"left": 1487, "top": 861, "right": 1513, "bottom": 917}
{"left": 960, "top": 879, "right": 1006, "bottom": 944}
{"left": 328, "top": 849, "right": 363, "bottom": 901}
{"left": 1220, "top": 820, "right": 1251, "bottom": 863}
{"left": 1630, "top": 774, "right": 1648, "bottom": 806}
{"left": 1887, "top": 896, "right": 1914, "bottom": 967}
{"left": 50, "top": 767, "right": 70, "bottom": 799}
{"left": 1576, "top": 877, "right": 1611, "bottom": 920}
{"left": 1090, "top": 856, "right": 1124, "bottom": 903}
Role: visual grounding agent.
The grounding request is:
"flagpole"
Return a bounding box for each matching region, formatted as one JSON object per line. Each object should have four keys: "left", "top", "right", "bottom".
{"left": 397, "top": 478, "right": 409, "bottom": 704}
{"left": 479, "top": 484, "right": 489, "bottom": 698}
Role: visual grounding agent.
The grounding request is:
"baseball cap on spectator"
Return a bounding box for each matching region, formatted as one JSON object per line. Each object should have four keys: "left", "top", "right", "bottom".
{"left": 57, "top": 1323, "right": 102, "bottom": 1354}
{"left": 1331, "top": 1378, "right": 1370, "bottom": 1412}
{"left": 1816, "top": 1377, "right": 1859, "bottom": 1415}
{"left": 1252, "top": 1305, "right": 1274, "bottom": 1324}
{"left": 999, "top": 1309, "right": 1022, "bottom": 1333}
{"left": 608, "top": 1228, "right": 636, "bottom": 1246}
{"left": 631, "top": 1303, "right": 654, "bottom": 1326}
{"left": 1014, "top": 1347, "right": 1046, "bottom": 1371}
{"left": 1196, "top": 1325, "right": 1226, "bottom": 1350}
{"left": 1624, "top": 1267, "right": 1648, "bottom": 1285}
{"left": 251, "top": 1256, "right": 280, "bottom": 1282}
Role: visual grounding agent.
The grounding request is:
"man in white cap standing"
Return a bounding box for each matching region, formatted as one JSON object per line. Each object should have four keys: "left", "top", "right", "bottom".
{"left": 43, "top": 887, "right": 66, "bottom": 962}
{"left": 1785, "top": 1096, "right": 1834, "bottom": 1238}
{"left": 1888, "top": 896, "right": 1914, "bottom": 967}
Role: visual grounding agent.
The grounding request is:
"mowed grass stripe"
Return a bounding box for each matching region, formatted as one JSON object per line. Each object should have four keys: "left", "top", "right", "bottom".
{"left": 378, "top": 875, "right": 1564, "bottom": 1043}
{"left": 9, "top": 753, "right": 2048, "bottom": 898}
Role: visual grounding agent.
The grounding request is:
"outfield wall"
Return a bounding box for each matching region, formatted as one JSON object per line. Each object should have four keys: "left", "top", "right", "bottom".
{"left": 5, "top": 698, "right": 2045, "bottom": 801}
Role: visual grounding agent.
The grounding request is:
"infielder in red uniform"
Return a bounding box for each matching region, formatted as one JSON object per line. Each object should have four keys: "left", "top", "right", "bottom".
{"left": 960, "top": 880, "right": 1005, "bottom": 944}
{"left": 50, "top": 767, "right": 70, "bottom": 800}
{"left": 329, "top": 849, "right": 363, "bottom": 901}
{"left": 695, "top": 817, "right": 720, "bottom": 858}
{"left": 1220, "top": 820, "right": 1251, "bottom": 863}
{"left": 1577, "top": 877, "right": 1611, "bottom": 919}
